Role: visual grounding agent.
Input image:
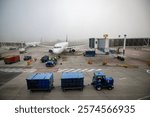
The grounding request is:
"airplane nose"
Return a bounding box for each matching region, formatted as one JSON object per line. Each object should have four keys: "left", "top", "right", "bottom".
{"left": 53, "top": 49, "right": 60, "bottom": 54}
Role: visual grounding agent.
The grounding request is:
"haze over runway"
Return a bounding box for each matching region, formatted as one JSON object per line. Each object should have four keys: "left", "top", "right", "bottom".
{"left": 0, "top": 0, "right": 150, "bottom": 42}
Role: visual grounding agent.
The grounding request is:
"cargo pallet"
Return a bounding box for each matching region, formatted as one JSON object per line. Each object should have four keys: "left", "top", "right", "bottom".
{"left": 26, "top": 73, "right": 54, "bottom": 92}
{"left": 61, "top": 72, "right": 84, "bottom": 91}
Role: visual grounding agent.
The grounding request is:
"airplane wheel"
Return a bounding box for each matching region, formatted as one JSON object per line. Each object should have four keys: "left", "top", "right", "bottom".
{"left": 48, "top": 89, "right": 51, "bottom": 92}
{"left": 49, "top": 50, "right": 53, "bottom": 53}
{"left": 72, "top": 49, "right": 75, "bottom": 53}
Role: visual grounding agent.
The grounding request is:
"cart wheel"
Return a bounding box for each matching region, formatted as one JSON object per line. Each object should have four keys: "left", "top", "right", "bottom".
{"left": 62, "top": 89, "right": 66, "bottom": 92}
{"left": 80, "top": 88, "right": 83, "bottom": 91}
{"left": 30, "top": 90, "right": 33, "bottom": 92}
{"left": 96, "top": 86, "right": 102, "bottom": 91}
{"left": 48, "top": 89, "right": 51, "bottom": 92}
{"left": 108, "top": 87, "right": 113, "bottom": 90}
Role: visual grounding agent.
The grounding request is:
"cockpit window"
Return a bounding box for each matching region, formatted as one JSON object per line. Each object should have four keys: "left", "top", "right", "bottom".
{"left": 54, "top": 46, "right": 61, "bottom": 48}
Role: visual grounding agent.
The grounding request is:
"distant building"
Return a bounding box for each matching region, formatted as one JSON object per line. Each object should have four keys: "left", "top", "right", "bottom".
{"left": 0, "top": 42, "right": 25, "bottom": 48}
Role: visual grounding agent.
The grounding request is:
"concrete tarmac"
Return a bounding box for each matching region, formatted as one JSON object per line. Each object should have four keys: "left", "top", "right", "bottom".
{"left": 0, "top": 46, "right": 150, "bottom": 100}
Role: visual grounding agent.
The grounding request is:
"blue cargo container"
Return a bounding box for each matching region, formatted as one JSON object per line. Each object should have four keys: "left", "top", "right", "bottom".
{"left": 26, "top": 73, "right": 54, "bottom": 91}
{"left": 84, "top": 50, "right": 96, "bottom": 57}
{"left": 61, "top": 72, "right": 84, "bottom": 91}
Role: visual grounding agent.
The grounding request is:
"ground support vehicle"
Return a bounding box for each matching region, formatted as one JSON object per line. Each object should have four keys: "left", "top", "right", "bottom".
{"left": 83, "top": 50, "right": 96, "bottom": 57}
{"left": 117, "top": 55, "right": 125, "bottom": 61}
{"left": 91, "top": 72, "right": 114, "bottom": 91}
{"left": 45, "top": 60, "right": 56, "bottom": 67}
{"left": 4, "top": 55, "right": 20, "bottom": 64}
{"left": 24, "top": 56, "right": 32, "bottom": 61}
{"left": 40, "top": 55, "right": 49, "bottom": 63}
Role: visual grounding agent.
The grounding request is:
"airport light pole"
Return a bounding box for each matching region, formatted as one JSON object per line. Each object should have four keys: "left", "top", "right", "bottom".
{"left": 123, "top": 34, "right": 127, "bottom": 56}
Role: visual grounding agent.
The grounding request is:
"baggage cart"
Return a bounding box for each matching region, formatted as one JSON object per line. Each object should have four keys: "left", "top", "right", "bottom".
{"left": 61, "top": 72, "right": 84, "bottom": 91}
{"left": 26, "top": 73, "right": 54, "bottom": 91}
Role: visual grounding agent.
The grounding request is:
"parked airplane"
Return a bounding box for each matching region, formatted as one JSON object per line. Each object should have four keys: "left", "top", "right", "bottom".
{"left": 19, "top": 47, "right": 26, "bottom": 53}
{"left": 18, "top": 42, "right": 40, "bottom": 54}
{"left": 26, "top": 42, "right": 40, "bottom": 47}
{"left": 49, "top": 41, "right": 75, "bottom": 54}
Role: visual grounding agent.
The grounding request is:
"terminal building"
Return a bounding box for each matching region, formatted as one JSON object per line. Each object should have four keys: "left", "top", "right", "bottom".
{"left": 0, "top": 42, "right": 25, "bottom": 48}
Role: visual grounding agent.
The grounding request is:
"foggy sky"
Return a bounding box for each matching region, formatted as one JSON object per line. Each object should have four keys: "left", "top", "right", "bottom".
{"left": 0, "top": 0, "right": 150, "bottom": 42}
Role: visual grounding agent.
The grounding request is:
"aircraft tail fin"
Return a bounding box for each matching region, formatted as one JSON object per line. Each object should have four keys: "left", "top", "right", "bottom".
{"left": 66, "top": 35, "right": 68, "bottom": 42}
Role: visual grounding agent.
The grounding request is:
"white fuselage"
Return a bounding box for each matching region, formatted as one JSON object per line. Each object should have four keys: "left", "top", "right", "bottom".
{"left": 52, "top": 42, "right": 69, "bottom": 54}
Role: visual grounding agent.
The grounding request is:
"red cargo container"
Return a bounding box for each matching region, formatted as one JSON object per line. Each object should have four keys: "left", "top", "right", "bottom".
{"left": 4, "top": 55, "right": 20, "bottom": 64}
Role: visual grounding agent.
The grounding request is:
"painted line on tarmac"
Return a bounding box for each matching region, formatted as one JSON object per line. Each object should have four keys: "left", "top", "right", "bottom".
{"left": 0, "top": 68, "right": 37, "bottom": 73}
{"left": 87, "top": 69, "right": 95, "bottom": 72}
{"left": 1, "top": 69, "right": 6, "bottom": 72}
{"left": 28, "top": 69, "right": 37, "bottom": 72}
{"left": 0, "top": 68, "right": 103, "bottom": 73}
{"left": 137, "top": 95, "right": 150, "bottom": 100}
{"left": 57, "top": 68, "right": 103, "bottom": 73}
{"left": 8, "top": 68, "right": 17, "bottom": 72}
{"left": 23, "top": 69, "right": 31, "bottom": 72}
{"left": 146, "top": 69, "right": 150, "bottom": 74}
{"left": 16, "top": 68, "right": 23, "bottom": 72}
{"left": 73, "top": 69, "right": 81, "bottom": 72}
{"left": 81, "top": 69, "right": 88, "bottom": 72}
{"left": 119, "top": 77, "right": 127, "bottom": 80}
{"left": 1, "top": 68, "right": 11, "bottom": 72}
{"left": 132, "top": 53, "right": 139, "bottom": 56}
{"left": 63, "top": 69, "right": 75, "bottom": 72}
{"left": 58, "top": 69, "right": 68, "bottom": 72}
{"left": 95, "top": 69, "right": 102, "bottom": 71}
